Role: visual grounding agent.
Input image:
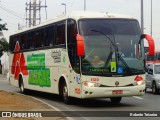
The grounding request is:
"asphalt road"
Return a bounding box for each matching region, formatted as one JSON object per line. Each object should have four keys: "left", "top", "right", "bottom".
{"left": 0, "top": 74, "right": 160, "bottom": 120}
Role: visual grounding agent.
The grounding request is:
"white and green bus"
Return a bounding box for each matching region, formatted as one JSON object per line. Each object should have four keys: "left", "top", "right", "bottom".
{"left": 9, "top": 11, "right": 155, "bottom": 104}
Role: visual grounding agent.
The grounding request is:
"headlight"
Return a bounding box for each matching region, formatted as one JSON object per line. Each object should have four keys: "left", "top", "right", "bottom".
{"left": 83, "top": 82, "right": 101, "bottom": 87}
{"left": 137, "top": 81, "right": 145, "bottom": 86}
{"left": 134, "top": 75, "right": 145, "bottom": 86}
{"left": 133, "top": 81, "right": 145, "bottom": 86}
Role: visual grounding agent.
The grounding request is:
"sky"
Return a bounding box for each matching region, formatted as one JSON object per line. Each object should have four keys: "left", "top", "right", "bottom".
{"left": 0, "top": 0, "right": 160, "bottom": 50}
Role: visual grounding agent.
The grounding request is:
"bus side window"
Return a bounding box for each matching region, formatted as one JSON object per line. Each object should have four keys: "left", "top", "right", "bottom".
{"left": 24, "top": 33, "right": 29, "bottom": 49}
{"left": 44, "top": 25, "right": 55, "bottom": 47}
{"left": 67, "top": 19, "right": 79, "bottom": 73}
{"left": 55, "top": 21, "right": 66, "bottom": 45}
{"left": 15, "top": 36, "right": 20, "bottom": 51}
{"left": 9, "top": 36, "right": 16, "bottom": 52}
{"left": 34, "top": 29, "right": 44, "bottom": 48}
{"left": 20, "top": 34, "right": 25, "bottom": 50}
{"left": 28, "top": 31, "right": 34, "bottom": 49}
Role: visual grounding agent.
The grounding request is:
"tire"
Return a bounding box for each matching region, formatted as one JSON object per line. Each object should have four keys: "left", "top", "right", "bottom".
{"left": 152, "top": 82, "right": 159, "bottom": 94}
{"left": 110, "top": 97, "right": 122, "bottom": 104}
{"left": 19, "top": 77, "right": 26, "bottom": 94}
{"left": 62, "top": 82, "right": 71, "bottom": 104}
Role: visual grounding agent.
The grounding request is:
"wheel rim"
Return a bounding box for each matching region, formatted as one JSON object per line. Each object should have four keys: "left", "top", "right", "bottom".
{"left": 20, "top": 82, "right": 24, "bottom": 93}
{"left": 63, "top": 84, "right": 68, "bottom": 101}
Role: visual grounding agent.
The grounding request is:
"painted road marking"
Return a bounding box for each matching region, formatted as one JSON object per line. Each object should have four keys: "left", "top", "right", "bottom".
{"left": 133, "top": 96, "right": 143, "bottom": 99}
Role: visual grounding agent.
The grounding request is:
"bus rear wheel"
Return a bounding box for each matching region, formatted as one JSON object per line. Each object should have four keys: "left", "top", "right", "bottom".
{"left": 19, "top": 77, "right": 27, "bottom": 94}
{"left": 110, "top": 97, "right": 122, "bottom": 104}
{"left": 62, "top": 82, "right": 71, "bottom": 104}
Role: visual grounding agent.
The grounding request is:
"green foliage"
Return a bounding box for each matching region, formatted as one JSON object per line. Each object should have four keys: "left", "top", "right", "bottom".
{"left": 0, "top": 18, "right": 8, "bottom": 31}
{"left": 0, "top": 18, "right": 9, "bottom": 53}
{"left": 0, "top": 38, "right": 9, "bottom": 52}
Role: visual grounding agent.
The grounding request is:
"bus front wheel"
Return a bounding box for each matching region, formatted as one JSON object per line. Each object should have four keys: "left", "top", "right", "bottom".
{"left": 62, "top": 82, "right": 71, "bottom": 104}
{"left": 110, "top": 97, "right": 122, "bottom": 104}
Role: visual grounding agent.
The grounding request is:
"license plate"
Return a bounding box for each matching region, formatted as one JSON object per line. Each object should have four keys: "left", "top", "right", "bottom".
{"left": 112, "top": 90, "right": 123, "bottom": 95}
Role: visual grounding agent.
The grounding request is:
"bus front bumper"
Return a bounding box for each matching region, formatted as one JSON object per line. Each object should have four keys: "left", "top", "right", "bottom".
{"left": 81, "top": 85, "right": 145, "bottom": 98}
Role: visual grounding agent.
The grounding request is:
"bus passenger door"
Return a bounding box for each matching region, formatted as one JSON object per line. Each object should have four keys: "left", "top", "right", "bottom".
{"left": 67, "top": 19, "right": 82, "bottom": 98}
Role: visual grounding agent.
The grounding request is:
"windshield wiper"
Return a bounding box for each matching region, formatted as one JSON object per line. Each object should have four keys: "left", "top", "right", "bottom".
{"left": 91, "top": 30, "right": 115, "bottom": 46}
{"left": 91, "top": 29, "right": 133, "bottom": 75}
{"left": 116, "top": 52, "right": 133, "bottom": 75}
{"left": 91, "top": 30, "right": 114, "bottom": 67}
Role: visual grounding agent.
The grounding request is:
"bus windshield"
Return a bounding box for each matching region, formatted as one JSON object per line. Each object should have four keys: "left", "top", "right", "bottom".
{"left": 79, "top": 19, "right": 145, "bottom": 76}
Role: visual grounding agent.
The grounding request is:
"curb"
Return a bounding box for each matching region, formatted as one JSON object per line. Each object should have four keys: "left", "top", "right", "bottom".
{"left": 0, "top": 89, "right": 73, "bottom": 120}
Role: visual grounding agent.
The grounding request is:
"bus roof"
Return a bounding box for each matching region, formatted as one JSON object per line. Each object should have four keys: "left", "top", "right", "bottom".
{"left": 67, "top": 11, "right": 135, "bottom": 20}
{"left": 10, "top": 11, "right": 136, "bottom": 36}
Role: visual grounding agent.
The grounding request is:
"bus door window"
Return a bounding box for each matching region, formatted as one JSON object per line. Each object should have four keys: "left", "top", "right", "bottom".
{"left": 44, "top": 25, "right": 55, "bottom": 47}
{"left": 56, "top": 21, "right": 66, "bottom": 45}
{"left": 67, "top": 19, "right": 79, "bottom": 73}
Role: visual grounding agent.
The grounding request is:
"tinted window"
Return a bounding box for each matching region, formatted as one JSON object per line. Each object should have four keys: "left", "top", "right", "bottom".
{"left": 20, "top": 33, "right": 29, "bottom": 50}
{"left": 44, "top": 25, "right": 55, "bottom": 47}
{"left": 56, "top": 21, "right": 66, "bottom": 45}
{"left": 79, "top": 19, "right": 141, "bottom": 36}
{"left": 34, "top": 29, "right": 44, "bottom": 48}
{"left": 9, "top": 36, "right": 16, "bottom": 52}
{"left": 28, "top": 31, "right": 34, "bottom": 49}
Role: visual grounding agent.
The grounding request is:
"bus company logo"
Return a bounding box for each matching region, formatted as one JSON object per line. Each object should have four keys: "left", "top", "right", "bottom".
{"left": 51, "top": 50, "right": 61, "bottom": 63}
{"left": 115, "top": 81, "right": 119, "bottom": 86}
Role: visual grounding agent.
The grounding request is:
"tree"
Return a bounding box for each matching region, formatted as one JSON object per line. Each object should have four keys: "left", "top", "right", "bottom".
{"left": 0, "top": 18, "right": 8, "bottom": 31}
{"left": 0, "top": 38, "right": 9, "bottom": 51}
{"left": 0, "top": 18, "right": 8, "bottom": 56}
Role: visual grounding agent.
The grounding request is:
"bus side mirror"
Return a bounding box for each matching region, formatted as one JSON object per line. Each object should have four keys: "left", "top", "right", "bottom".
{"left": 76, "top": 34, "right": 85, "bottom": 56}
{"left": 142, "top": 34, "right": 155, "bottom": 55}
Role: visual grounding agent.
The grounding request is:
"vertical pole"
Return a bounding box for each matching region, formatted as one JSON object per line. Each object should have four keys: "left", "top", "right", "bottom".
{"left": 29, "top": 1, "right": 32, "bottom": 27}
{"left": 45, "top": 0, "right": 47, "bottom": 20}
{"left": 39, "top": 0, "right": 41, "bottom": 24}
{"left": 84, "top": 0, "right": 86, "bottom": 11}
{"left": 65, "top": 4, "right": 66, "bottom": 14}
{"left": 33, "top": 0, "right": 36, "bottom": 26}
{"left": 26, "top": 2, "right": 27, "bottom": 27}
{"left": 61, "top": 3, "right": 66, "bottom": 14}
{"left": 141, "top": 0, "right": 144, "bottom": 34}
